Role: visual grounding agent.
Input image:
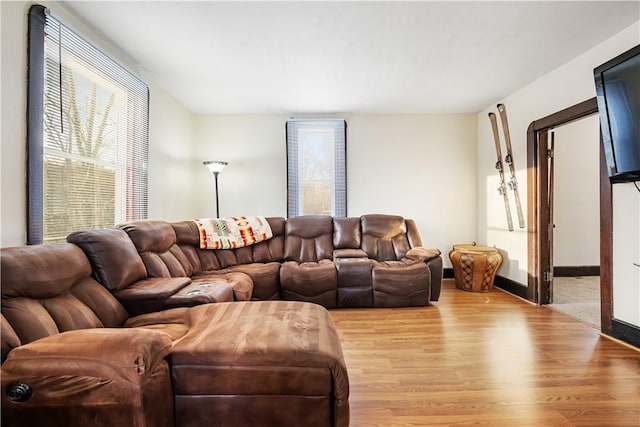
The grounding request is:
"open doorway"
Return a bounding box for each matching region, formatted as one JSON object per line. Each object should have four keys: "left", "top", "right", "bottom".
{"left": 526, "top": 97, "right": 614, "bottom": 335}
{"left": 547, "top": 115, "right": 601, "bottom": 328}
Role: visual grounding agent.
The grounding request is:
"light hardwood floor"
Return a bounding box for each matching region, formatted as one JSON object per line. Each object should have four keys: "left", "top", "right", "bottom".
{"left": 330, "top": 280, "right": 640, "bottom": 426}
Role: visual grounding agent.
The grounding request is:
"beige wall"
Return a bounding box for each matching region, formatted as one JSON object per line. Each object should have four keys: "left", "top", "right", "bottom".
{"left": 345, "top": 114, "right": 477, "bottom": 256}
{"left": 1, "top": 0, "right": 29, "bottom": 246}
{"left": 193, "top": 114, "right": 289, "bottom": 218}
{"left": 553, "top": 115, "right": 600, "bottom": 267}
{"left": 147, "top": 81, "right": 199, "bottom": 221}
{"left": 192, "top": 113, "right": 478, "bottom": 257}
{"left": 476, "top": 22, "right": 640, "bottom": 325}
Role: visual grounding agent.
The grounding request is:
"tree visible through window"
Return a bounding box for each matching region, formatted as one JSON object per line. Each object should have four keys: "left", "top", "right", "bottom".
{"left": 28, "top": 5, "right": 148, "bottom": 244}
{"left": 286, "top": 119, "right": 346, "bottom": 217}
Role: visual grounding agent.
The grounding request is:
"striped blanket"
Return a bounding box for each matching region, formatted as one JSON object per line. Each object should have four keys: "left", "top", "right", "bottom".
{"left": 194, "top": 216, "right": 273, "bottom": 250}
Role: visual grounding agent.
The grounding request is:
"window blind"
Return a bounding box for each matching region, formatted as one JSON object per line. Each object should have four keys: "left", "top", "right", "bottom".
{"left": 27, "top": 5, "right": 148, "bottom": 244}
{"left": 286, "top": 119, "right": 347, "bottom": 218}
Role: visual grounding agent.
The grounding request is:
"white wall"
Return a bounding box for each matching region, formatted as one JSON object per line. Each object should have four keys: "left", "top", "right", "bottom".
{"left": 1, "top": 0, "right": 29, "bottom": 246}
{"left": 193, "top": 113, "right": 478, "bottom": 258}
{"left": 477, "top": 22, "right": 640, "bottom": 325}
{"left": 612, "top": 183, "right": 640, "bottom": 325}
{"left": 346, "top": 114, "right": 477, "bottom": 258}
{"left": 553, "top": 115, "right": 600, "bottom": 267}
{"left": 147, "top": 81, "right": 199, "bottom": 221}
{"left": 193, "top": 114, "right": 289, "bottom": 218}
{"left": 0, "top": 0, "right": 198, "bottom": 245}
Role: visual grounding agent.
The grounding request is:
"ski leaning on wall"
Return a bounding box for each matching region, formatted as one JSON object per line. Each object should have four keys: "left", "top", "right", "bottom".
{"left": 488, "top": 111, "right": 514, "bottom": 231}
{"left": 497, "top": 103, "right": 525, "bottom": 229}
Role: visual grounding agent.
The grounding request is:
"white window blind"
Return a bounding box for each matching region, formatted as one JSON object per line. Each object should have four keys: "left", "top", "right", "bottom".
{"left": 28, "top": 5, "right": 148, "bottom": 244}
{"left": 286, "top": 119, "right": 347, "bottom": 217}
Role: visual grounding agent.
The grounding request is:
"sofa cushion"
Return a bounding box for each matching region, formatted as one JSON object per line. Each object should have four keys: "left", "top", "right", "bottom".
{"left": 371, "top": 260, "right": 430, "bottom": 307}
{"left": 252, "top": 217, "right": 286, "bottom": 262}
{"left": 223, "top": 262, "right": 281, "bottom": 301}
{"left": 121, "top": 220, "right": 176, "bottom": 253}
{"left": 361, "top": 214, "right": 412, "bottom": 261}
{"left": 335, "top": 257, "right": 373, "bottom": 308}
{"left": 140, "top": 247, "right": 193, "bottom": 278}
{"left": 284, "top": 216, "right": 334, "bottom": 262}
{"left": 280, "top": 259, "right": 337, "bottom": 308}
{"left": 1, "top": 244, "right": 129, "bottom": 346}
{"left": 333, "top": 217, "right": 361, "bottom": 249}
{"left": 121, "top": 221, "right": 194, "bottom": 278}
{"left": 67, "top": 228, "right": 148, "bottom": 291}
{"left": 125, "top": 307, "right": 192, "bottom": 342}
{"left": 171, "top": 220, "right": 201, "bottom": 246}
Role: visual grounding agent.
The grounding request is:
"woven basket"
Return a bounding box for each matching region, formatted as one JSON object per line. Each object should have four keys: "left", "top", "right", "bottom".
{"left": 448, "top": 243, "right": 502, "bottom": 292}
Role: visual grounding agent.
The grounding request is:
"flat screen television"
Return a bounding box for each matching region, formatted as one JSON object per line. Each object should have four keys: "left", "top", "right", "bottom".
{"left": 594, "top": 44, "right": 640, "bottom": 183}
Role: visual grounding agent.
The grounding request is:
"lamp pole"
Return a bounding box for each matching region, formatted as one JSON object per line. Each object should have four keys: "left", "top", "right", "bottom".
{"left": 213, "top": 171, "right": 220, "bottom": 218}
{"left": 203, "top": 161, "right": 228, "bottom": 218}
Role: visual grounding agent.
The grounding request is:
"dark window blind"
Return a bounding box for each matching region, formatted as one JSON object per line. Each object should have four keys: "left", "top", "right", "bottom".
{"left": 27, "top": 5, "right": 148, "bottom": 244}
{"left": 286, "top": 119, "right": 346, "bottom": 218}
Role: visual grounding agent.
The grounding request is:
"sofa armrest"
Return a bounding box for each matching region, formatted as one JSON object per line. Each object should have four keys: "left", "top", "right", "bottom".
{"left": 333, "top": 248, "right": 368, "bottom": 259}
{"left": 405, "top": 247, "right": 441, "bottom": 262}
{"left": 2, "top": 328, "right": 174, "bottom": 427}
{"left": 114, "top": 277, "right": 192, "bottom": 301}
{"left": 2, "top": 328, "right": 172, "bottom": 382}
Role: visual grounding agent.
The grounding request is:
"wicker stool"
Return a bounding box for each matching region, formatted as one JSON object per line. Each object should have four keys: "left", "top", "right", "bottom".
{"left": 449, "top": 243, "right": 502, "bottom": 292}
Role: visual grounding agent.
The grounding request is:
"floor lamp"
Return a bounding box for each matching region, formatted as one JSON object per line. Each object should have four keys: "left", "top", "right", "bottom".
{"left": 203, "top": 161, "right": 228, "bottom": 217}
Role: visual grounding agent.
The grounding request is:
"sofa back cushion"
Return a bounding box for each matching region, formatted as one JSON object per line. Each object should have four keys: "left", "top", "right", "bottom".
{"left": 360, "top": 214, "right": 412, "bottom": 261}
{"left": 284, "top": 216, "right": 334, "bottom": 262}
{"left": 171, "top": 217, "right": 286, "bottom": 272}
{"left": 251, "top": 217, "right": 285, "bottom": 263}
{"left": 333, "top": 217, "right": 361, "bottom": 249}
{"left": 1, "top": 244, "right": 129, "bottom": 361}
{"left": 67, "top": 228, "right": 147, "bottom": 291}
{"left": 171, "top": 220, "right": 207, "bottom": 273}
{"left": 120, "top": 220, "right": 194, "bottom": 278}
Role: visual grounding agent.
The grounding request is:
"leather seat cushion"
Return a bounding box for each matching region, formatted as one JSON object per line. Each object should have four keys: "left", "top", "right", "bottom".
{"left": 168, "top": 301, "right": 349, "bottom": 398}
{"left": 223, "top": 262, "right": 281, "bottom": 301}
{"left": 371, "top": 260, "right": 430, "bottom": 307}
{"left": 280, "top": 260, "right": 337, "bottom": 308}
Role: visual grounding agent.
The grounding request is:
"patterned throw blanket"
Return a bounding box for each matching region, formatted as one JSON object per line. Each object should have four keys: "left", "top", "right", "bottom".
{"left": 194, "top": 216, "right": 273, "bottom": 250}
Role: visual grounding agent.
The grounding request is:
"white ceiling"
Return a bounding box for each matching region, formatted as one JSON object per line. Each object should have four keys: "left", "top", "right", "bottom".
{"left": 60, "top": 1, "right": 640, "bottom": 114}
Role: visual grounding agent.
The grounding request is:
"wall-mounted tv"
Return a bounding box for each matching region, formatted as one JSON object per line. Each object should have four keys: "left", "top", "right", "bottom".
{"left": 594, "top": 44, "right": 640, "bottom": 184}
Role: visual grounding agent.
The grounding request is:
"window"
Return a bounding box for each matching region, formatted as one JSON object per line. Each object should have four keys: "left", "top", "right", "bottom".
{"left": 286, "top": 119, "right": 346, "bottom": 217}
{"left": 27, "top": 5, "right": 148, "bottom": 244}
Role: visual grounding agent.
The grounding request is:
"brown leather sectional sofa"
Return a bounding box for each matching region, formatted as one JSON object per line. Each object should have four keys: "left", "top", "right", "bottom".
{"left": 68, "top": 214, "right": 443, "bottom": 313}
{"left": 1, "top": 214, "right": 442, "bottom": 427}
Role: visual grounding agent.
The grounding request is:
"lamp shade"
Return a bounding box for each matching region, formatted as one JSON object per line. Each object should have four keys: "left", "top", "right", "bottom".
{"left": 203, "top": 160, "right": 228, "bottom": 174}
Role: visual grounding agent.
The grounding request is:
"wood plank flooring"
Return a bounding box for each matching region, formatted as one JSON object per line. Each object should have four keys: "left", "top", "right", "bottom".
{"left": 330, "top": 279, "right": 640, "bottom": 426}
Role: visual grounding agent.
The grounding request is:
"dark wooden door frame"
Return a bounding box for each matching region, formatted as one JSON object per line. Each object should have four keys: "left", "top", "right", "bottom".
{"left": 526, "top": 97, "right": 613, "bottom": 334}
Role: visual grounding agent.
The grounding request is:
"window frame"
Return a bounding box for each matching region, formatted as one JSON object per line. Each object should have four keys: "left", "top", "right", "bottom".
{"left": 26, "top": 5, "right": 149, "bottom": 244}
